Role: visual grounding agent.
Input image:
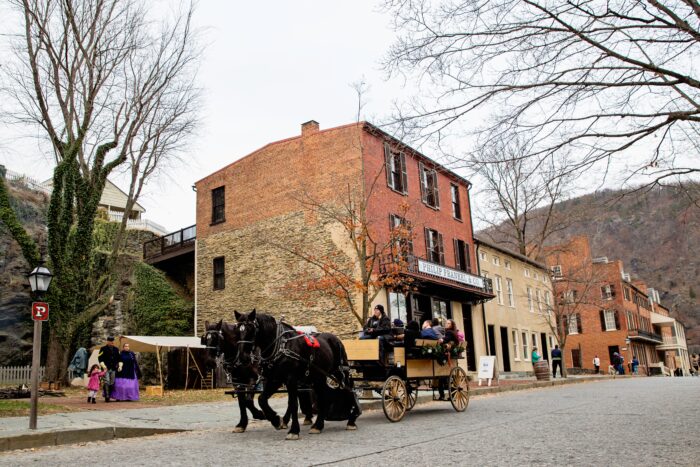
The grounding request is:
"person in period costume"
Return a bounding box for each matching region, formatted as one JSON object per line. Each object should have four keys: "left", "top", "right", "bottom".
{"left": 97, "top": 336, "right": 120, "bottom": 402}
{"left": 111, "top": 343, "right": 141, "bottom": 401}
{"left": 86, "top": 364, "right": 105, "bottom": 404}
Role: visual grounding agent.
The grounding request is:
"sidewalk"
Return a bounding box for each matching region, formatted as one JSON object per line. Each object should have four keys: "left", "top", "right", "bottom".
{"left": 0, "top": 374, "right": 621, "bottom": 452}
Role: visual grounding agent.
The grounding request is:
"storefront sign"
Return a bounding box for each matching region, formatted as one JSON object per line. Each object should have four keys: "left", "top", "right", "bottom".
{"left": 417, "top": 259, "right": 485, "bottom": 288}
{"left": 478, "top": 356, "right": 497, "bottom": 386}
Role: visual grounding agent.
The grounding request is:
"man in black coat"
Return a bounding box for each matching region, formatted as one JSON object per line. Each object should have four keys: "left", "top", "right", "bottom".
{"left": 98, "top": 336, "right": 120, "bottom": 402}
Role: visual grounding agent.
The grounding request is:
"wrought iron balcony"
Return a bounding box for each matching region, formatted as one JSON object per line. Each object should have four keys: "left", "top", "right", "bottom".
{"left": 627, "top": 328, "right": 663, "bottom": 344}
{"left": 143, "top": 224, "right": 196, "bottom": 261}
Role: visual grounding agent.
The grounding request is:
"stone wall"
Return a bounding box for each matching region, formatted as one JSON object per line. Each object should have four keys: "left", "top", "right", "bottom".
{"left": 196, "top": 210, "right": 360, "bottom": 336}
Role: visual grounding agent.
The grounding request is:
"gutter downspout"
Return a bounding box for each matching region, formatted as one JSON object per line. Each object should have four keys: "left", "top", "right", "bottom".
{"left": 466, "top": 183, "right": 490, "bottom": 357}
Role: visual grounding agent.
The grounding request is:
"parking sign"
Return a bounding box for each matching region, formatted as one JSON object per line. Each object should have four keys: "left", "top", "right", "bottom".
{"left": 32, "top": 302, "right": 49, "bottom": 321}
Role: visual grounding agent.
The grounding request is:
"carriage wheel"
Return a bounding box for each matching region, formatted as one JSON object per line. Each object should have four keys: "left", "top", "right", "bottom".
{"left": 405, "top": 382, "right": 417, "bottom": 411}
{"left": 382, "top": 376, "right": 408, "bottom": 422}
{"left": 449, "top": 367, "right": 469, "bottom": 412}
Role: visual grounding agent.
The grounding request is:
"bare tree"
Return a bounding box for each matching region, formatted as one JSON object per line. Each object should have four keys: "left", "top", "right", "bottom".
{"left": 0, "top": 0, "right": 201, "bottom": 380}
{"left": 384, "top": 0, "right": 700, "bottom": 194}
{"left": 470, "top": 137, "right": 578, "bottom": 259}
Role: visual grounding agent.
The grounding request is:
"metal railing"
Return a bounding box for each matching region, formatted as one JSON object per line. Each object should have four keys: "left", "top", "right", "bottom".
{"left": 143, "top": 224, "right": 196, "bottom": 260}
{"left": 628, "top": 328, "right": 663, "bottom": 343}
{"left": 106, "top": 212, "right": 169, "bottom": 236}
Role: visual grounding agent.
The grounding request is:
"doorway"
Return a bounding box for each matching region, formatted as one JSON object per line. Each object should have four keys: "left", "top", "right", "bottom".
{"left": 487, "top": 325, "right": 497, "bottom": 356}
{"left": 571, "top": 348, "right": 582, "bottom": 368}
{"left": 608, "top": 345, "right": 620, "bottom": 367}
{"left": 540, "top": 333, "right": 549, "bottom": 361}
{"left": 461, "top": 304, "right": 476, "bottom": 371}
{"left": 500, "top": 326, "right": 511, "bottom": 372}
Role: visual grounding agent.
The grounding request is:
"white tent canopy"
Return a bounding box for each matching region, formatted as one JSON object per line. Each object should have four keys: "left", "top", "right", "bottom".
{"left": 118, "top": 335, "right": 205, "bottom": 353}
{"left": 117, "top": 335, "right": 206, "bottom": 393}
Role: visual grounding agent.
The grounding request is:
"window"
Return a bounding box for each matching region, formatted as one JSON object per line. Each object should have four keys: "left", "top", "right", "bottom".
{"left": 522, "top": 331, "right": 529, "bottom": 360}
{"left": 544, "top": 291, "right": 551, "bottom": 309}
{"left": 551, "top": 265, "right": 563, "bottom": 278}
{"left": 432, "top": 299, "right": 450, "bottom": 321}
{"left": 450, "top": 184, "right": 462, "bottom": 220}
{"left": 536, "top": 289, "right": 542, "bottom": 312}
{"left": 600, "top": 309, "right": 618, "bottom": 331}
{"left": 479, "top": 250, "right": 486, "bottom": 261}
{"left": 527, "top": 286, "right": 534, "bottom": 312}
{"left": 424, "top": 228, "right": 445, "bottom": 264}
{"left": 495, "top": 275, "right": 503, "bottom": 305}
{"left": 549, "top": 335, "right": 555, "bottom": 352}
{"left": 524, "top": 268, "right": 531, "bottom": 278}
{"left": 601, "top": 284, "right": 615, "bottom": 300}
{"left": 419, "top": 162, "right": 440, "bottom": 209}
{"left": 567, "top": 314, "right": 579, "bottom": 335}
{"left": 493, "top": 256, "right": 501, "bottom": 266}
{"left": 390, "top": 214, "right": 413, "bottom": 258}
{"left": 560, "top": 290, "right": 578, "bottom": 304}
{"left": 534, "top": 272, "right": 539, "bottom": 280}
{"left": 531, "top": 333, "right": 538, "bottom": 352}
{"left": 506, "top": 279, "right": 514, "bottom": 307}
{"left": 504, "top": 260, "right": 511, "bottom": 270}
{"left": 389, "top": 292, "right": 408, "bottom": 324}
{"left": 623, "top": 287, "right": 631, "bottom": 301}
{"left": 213, "top": 256, "right": 225, "bottom": 290}
{"left": 211, "top": 186, "right": 225, "bottom": 224}
{"left": 512, "top": 330, "right": 520, "bottom": 360}
{"left": 384, "top": 144, "right": 407, "bottom": 194}
{"left": 453, "top": 239, "right": 471, "bottom": 272}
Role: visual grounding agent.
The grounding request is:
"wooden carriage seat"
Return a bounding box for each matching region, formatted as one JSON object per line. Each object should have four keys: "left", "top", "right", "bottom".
{"left": 342, "top": 339, "right": 380, "bottom": 361}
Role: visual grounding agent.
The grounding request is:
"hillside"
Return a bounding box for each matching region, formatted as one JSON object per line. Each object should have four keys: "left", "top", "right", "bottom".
{"left": 479, "top": 184, "right": 700, "bottom": 352}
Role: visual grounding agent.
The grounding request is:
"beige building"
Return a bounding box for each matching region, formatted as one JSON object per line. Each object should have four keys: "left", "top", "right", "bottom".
{"left": 472, "top": 237, "right": 558, "bottom": 375}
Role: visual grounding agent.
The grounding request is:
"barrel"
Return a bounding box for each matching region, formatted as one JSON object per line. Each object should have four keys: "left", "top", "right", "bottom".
{"left": 534, "top": 360, "right": 550, "bottom": 381}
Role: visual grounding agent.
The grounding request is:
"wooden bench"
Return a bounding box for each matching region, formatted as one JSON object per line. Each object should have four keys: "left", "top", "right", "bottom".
{"left": 343, "top": 339, "right": 379, "bottom": 361}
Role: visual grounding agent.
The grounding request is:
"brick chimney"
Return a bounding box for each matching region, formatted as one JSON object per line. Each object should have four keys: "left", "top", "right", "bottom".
{"left": 301, "top": 120, "right": 319, "bottom": 136}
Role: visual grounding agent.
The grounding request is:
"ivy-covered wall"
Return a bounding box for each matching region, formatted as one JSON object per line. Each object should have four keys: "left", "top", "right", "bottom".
{"left": 130, "top": 262, "right": 193, "bottom": 336}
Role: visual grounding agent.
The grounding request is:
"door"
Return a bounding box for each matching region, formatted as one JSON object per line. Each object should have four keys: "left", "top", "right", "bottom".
{"left": 571, "top": 348, "right": 582, "bottom": 368}
{"left": 461, "top": 304, "right": 476, "bottom": 371}
{"left": 608, "top": 345, "right": 620, "bottom": 368}
{"left": 487, "top": 325, "right": 497, "bottom": 356}
{"left": 540, "top": 333, "right": 549, "bottom": 361}
{"left": 500, "top": 326, "right": 511, "bottom": 372}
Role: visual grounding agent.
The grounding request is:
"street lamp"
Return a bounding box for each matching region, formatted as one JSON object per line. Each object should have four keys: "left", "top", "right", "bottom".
{"left": 27, "top": 263, "right": 52, "bottom": 430}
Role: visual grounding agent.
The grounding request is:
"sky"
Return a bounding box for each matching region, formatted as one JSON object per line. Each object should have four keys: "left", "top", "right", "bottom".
{"left": 0, "top": 1, "right": 402, "bottom": 233}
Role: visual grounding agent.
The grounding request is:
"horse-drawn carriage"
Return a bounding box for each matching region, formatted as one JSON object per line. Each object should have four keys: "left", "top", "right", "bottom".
{"left": 342, "top": 338, "right": 470, "bottom": 422}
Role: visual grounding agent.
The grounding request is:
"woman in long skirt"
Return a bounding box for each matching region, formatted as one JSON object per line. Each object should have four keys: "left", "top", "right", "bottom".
{"left": 111, "top": 343, "right": 141, "bottom": 401}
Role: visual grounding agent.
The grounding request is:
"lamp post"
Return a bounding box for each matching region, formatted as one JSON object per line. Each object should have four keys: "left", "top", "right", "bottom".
{"left": 27, "top": 263, "right": 52, "bottom": 430}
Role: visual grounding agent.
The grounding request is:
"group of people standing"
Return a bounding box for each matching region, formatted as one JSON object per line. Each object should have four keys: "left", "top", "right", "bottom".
{"left": 88, "top": 336, "right": 141, "bottom": 403}
{"left": 530, "top": 345, "right": 563, "bottom": 378}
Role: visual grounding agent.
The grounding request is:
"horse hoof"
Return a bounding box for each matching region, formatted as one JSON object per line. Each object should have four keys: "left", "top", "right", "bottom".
{"left": 346, "top": 424, "right": 357, "bottom": 431}
{"left": 232, "top": 426, "right": 246, "bottom": 433}
{"left": 303, "top": 418, "right": 313, "bottom": 426}
{"left": 280, "top": 422, "right": 288, "bottom": 430}
{"left": 285, "top": 433, "right": 300, "bottom": 441}
{"left": 309, "top": 427, "right": 322, "bottom": 434}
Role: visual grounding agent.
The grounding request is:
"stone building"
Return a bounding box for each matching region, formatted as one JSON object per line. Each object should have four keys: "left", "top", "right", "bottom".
{"left": 194, "top": 120, "right": 494, "bottom": 337}
{"left": 472, "top": 237, "right": 558, "bottom": 375}
{"left": 543, "top": 236, "right": 690, "bottom": 375}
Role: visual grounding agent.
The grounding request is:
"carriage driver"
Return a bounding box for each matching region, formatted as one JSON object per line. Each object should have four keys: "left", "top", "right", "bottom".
{"left": 360, "top": 305, "right": 391, "bottom": 339}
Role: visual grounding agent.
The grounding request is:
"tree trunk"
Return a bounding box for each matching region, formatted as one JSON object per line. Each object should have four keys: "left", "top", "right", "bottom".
{"left": 45, "top": 327, "right": 68, "bottom": 383}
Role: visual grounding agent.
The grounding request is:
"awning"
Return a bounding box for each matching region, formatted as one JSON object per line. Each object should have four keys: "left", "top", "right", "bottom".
{"left": 650, "top": 311, "right": 675, "bottom": 327}
{"left": 117, "top": 335, "right": 205, "bottom": 353}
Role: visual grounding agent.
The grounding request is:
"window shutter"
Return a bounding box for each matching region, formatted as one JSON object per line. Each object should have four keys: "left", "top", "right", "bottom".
{"left": 454, "top": 239, "right": 461, "bottom": 270}
{"left": 610, "top": 284, "right": 616, "bottom": 297}
{"left": 384, "top": 143, "right": 393, "bottom": 188}
{"left": 562, "top": 315, "right": 569, "bottom": 335}
{"left": 600, "top": 310, "right": 606, "bottom": 331}
{"left": 419, "top": 162, "right": 427, "bottom": 203}
{"left": 614, "top": 310, "right": 620, "bottom": 330}
{"left": 424, "top": 227, "right": 431, "bottom": 260}
{"left": 437, "top": 232, "right": 445, "bottom": 265}
{"left": 432, "top": 171, "right": 440, "bottom": 208}
{"left": 577, "top": 313, "right": 583, "bottom": 334}
{"left": 400, "top": 152, "right": 408, "bottom": 194}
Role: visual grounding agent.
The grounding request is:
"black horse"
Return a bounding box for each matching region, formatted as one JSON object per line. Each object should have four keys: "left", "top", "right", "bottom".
{"left": 201, "top": 319, "right": 314, "bottom": 433}
{"left": 234, "top": 309, "right": 359, "bottom": 440}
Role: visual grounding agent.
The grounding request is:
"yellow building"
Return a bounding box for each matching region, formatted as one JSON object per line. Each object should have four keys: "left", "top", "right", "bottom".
{"left": 472, "top": 237, "right": 558, "bottom": 375}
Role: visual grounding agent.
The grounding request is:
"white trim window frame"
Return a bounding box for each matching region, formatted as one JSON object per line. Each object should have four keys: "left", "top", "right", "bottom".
{"left": 551, "top": 265, "right": 563, "bottom": 278}
{"left": 536, "top": 289, "right": 542, "bottom": 312}
{"left": 495, "top": 275, "right": 503, "bottom": 305}
{"left": 504, "top": 260, "right": 511, "bottom": 270}
{"left": 512, "top": 329, "right": 520, "bottom": 360}
{"left": 604, "top": 309, "right": 616, "bottom": 331}
{"left": 506, "top": 278, "right": 515, "bottom": 308}
{"left": 568, "top": 314, "right": 579, "bottom": 335}
{"left": 527, "top": 286, "right": 534, "bottom": 312}
{"left": 522, "top": 330, "right": 530, "bottom": 360}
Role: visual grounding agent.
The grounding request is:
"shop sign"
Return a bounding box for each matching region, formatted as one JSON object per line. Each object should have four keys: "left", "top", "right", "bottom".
{"left": 417, "top": 259, "right": 485, "bottom": 288}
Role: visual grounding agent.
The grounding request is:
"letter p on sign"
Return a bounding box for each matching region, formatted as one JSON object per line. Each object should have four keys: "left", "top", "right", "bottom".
{"left": 32, "top": 302, "right": 49, "bottom": 321}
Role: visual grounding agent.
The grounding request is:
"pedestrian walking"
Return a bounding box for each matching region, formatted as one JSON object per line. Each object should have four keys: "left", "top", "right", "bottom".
{"left": 631, "top": 356, "right": 639, "bottom": 375}
{"left": 111, "top": 343, "right": 142, "bottom": 401}
{"left": 551, "top": 345, "right": 563, "bottom": 378}
{"left": 97, "top": 336, "right": 120, "bottom": 402}
{"left": 593, "top": 355, "right": 600, "bottom": 374}
{"left": 86, "top": 364, "right": 105, "bottom": 404}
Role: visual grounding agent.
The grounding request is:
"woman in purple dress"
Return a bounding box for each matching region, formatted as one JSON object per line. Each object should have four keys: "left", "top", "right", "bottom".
{"left": 111, "top": 343, "right": 141, "bottom": 401}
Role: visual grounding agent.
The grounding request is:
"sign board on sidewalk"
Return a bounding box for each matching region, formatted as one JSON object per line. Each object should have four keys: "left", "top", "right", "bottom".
{"left": 31, "top": 302, "right": 49, "bottom": 321}
{"left": 478, "top": 356, "right": 497, "bottom": 386}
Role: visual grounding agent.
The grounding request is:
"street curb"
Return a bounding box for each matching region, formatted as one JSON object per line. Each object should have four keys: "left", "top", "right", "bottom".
{"left": 0, "top": 427, "right": 186, "bottom": 453}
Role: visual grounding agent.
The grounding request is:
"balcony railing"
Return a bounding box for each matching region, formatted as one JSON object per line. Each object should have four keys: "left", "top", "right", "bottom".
{"left": 106, "top": 212, "right": 169, "bottom": 236}
{"left": 628, "top": 328, "right": 663, "bottom": 344}
{"left": 143, "top": 225, "right": 196, "bottom": 260}
{"left": 379, "top": 254, "right": 493, "bottom": 296}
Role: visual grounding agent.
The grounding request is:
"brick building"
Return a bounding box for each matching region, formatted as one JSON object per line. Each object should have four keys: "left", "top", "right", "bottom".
{"left": 544, "top": 236, "right": 690, "bottom": 375}
{"left": 194, "top": 121, "right": 493, "bottom": 339}
{"left": 473, "top": 237, "right": 557, "bottom": 375}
